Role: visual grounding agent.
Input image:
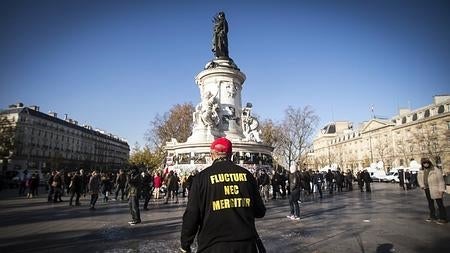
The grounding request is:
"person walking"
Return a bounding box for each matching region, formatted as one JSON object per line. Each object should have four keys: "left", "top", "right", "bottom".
{"left": 52, "top": 169, "right": 63, "bottom": 203}
{"left": 258, "top": 170, "right": 270, "bottom": 202}
{"left": 141, "top": 169, "right": 153, "bottom": 211}
{"left": 47, "top": 171, "right": 55, "bottom": 202}
{"left": 69, "top": 170, "right": 82, "bottom": 206}
{"left": 362, "top": 169, "right": 372, "bottom": 192}
{"left": 88, "top": 170, "right": 101, "bottom": 210}
{"left": 418, "top": 158, "right": 448, "bottom": 224}
{"left": 153, "top": 172, "right": 162, "bottom": 200}
{"left": 312, "top": 170, "right": 323, "bottom": 199}
{"left": 80, "top": 169, "right": 88, "bottom": 197}
{"left": 336, "top": 169, "right": 344, "bottom": 192}
{"left": 127, "top": 166, "right": 142, "bottom": 225}
{"left": 114, "top": 169, "right": 127, "bottom": 201}
{"left": 287, "top": 165, "right": 301, "bottom": 221}
{"left": 180, "top": 137, "right": 266, "bottom": 253}
{"left": 271, "top": 170, "right": 280, "bottom": 199}
{"left": 357, "top": 171, "right": 365, "bottom": 192}
{"left": 345, "top": 170, "right": 354, "bottom": 191}
{"left": 164, "top": 171, "right": 179, "bottom": 204}
{"left": 185, "top": 170, "right": 198, "bottom": 198}
{"left": 100, "top": 173, "right": 112, "bottom": 202}
{"left": 27, "top": 173, "right": 39, "bottom": 198}
{"left": 325, "top": 169, "right": 334, "bottom": 195}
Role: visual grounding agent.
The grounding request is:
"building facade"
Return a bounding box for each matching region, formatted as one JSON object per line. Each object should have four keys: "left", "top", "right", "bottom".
{"left": 0, "top": 103, "right": 130, "bottom": 172}
{"left": 309, "top": 95, "right": 450, "bottom": 174}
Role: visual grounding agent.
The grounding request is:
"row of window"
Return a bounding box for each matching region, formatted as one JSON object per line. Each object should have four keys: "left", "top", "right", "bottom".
{"left": 15, "top": 147, "right": 127, "bottom": 162}
{"left": 394, "top": 104, "right": 448, "bottom": 125}
{"left": 21, "top": 114, "right": 128, "bottom": 147}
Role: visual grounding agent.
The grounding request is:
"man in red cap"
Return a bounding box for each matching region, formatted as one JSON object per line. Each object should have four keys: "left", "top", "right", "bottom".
{"left": 180, "top": 137, "right": 266, "bottom": 252}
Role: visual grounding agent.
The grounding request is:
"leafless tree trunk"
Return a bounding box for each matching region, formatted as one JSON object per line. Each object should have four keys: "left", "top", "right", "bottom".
{"left": 277, "top": 106, "right": 319, "bottom": 169}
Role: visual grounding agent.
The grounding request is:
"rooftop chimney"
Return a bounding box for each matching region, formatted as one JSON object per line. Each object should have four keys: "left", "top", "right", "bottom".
{"left": 30, "top": 105, "right": 40, "bottom": 111}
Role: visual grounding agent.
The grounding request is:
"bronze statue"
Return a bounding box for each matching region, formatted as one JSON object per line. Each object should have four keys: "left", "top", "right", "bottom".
{"left": 212, "top": 12, "right": 229, "bottom": 58}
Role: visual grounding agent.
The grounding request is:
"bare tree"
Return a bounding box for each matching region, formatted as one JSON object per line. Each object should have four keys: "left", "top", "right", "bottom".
{"left": 374, "top": 135, "right": 393, "bottom": 172}
{"left": 259, "top": 119, "right": 284, "bottom": 167}
{"left": 259, "top": 119, "right": 281, "bottom": 147}
{"left": 333, "top": 144, "right": 345, "bottom": 169}
{"left": 277, "top": 106, "right": 319, "bottom": 169}
{"left": 415, "top": 124, "right": 450, "bottom": 164}
{"left": 395, "top": 137, "right": 413, "bottom": 166}
{"left": 146, "top": 103, "right": 195, "bottom": 149}
{"left": 143, "top": 103, "right": 195, "bottom": 169}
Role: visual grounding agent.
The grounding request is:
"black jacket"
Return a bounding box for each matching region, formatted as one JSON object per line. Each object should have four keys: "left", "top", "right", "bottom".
{"left": 289, "top": 172, "right": 301, "bottom": 192}
{"left": 181, "top": 159, "right": 266, "bottom": 252}
{"left": 127, "top": 172, "right": 141, "bottom": 196}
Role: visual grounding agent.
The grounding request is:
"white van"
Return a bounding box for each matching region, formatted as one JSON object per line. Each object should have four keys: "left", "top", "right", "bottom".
{"left": 383, "top": 172, "right": 399, "bottom": 183}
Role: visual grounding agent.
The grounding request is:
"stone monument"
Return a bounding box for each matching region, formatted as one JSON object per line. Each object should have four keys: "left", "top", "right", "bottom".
{"left": 165, "top": 12, "right": 273, "bottom": 173}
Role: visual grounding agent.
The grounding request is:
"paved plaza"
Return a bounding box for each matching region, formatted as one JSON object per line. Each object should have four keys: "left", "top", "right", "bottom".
{"left": 0, "top": 183, "right": 449, "bottom": 253}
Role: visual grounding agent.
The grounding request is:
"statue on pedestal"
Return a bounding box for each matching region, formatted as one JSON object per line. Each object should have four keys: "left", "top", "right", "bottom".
{"left": 242, "top": 105, "right": 262, "bottom": 142}
{"left": 193, "top": 91, "right": 221, "bottom": 128}
{"left": 212, "top": 12, "right": 229, "bottom": 58}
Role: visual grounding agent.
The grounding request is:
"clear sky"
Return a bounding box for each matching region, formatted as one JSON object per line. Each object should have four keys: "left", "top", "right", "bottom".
{"left": 1, "top": 0, "right": 449, "bottom": 147}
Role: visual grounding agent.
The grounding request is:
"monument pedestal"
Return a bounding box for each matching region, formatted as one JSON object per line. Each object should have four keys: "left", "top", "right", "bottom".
{"left": 165, "top": 58, "right": 273, "bottom": 173}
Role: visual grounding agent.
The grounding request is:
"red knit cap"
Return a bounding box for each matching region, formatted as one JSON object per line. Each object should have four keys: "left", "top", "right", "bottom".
{"left": 210, "top": 137, "right": 232, "bottom": 154}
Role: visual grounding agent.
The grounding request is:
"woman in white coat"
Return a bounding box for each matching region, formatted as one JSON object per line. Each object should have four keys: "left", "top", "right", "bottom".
{"left": 417, "top": 158, "right": 447, "bottom": 224}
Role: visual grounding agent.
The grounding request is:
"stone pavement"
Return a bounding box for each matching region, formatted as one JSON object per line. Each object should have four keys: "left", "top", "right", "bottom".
{"left": 0, "top": 183, "right": 449, "bottom": 253}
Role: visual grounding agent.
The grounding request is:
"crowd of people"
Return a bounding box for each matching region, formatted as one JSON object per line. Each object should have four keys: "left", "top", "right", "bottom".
{"left": 254, "top": 166, "right": 373, "bottom": 221}
{"left": 41, "top": 168, "right": 199, "bottom": 207}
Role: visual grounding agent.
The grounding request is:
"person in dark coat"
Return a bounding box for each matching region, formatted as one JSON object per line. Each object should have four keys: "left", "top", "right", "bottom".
{"left": 399, "top": 168, "right": 406, "bottom": 190}
{"left": 336, "top": 170, "right": 344, "bottom": 192}
{"left": 141, "top": 169, "right": 153, "bottom": 210}
{"left": 362, "top": 169, "right": 372, "bottom": 192}
{"left": 345, "top": 170, "right": 354, "bottom": 191}
{"left": 164, "top": 171, "right": 179, "bottom": 204}
{"left": 100, "top": 173, "right": 113, "bottom": 202}
{"left": 357, "top": 171, "right": 365, "bottom": 192}
{"left": 325, "top": 169, "right": 334, "bottom": 194}
{"left": 312, "top": 170, "right": 323, "bottom": 199}
{"left": 88, "top": 170, "right": 101, "bottom": 210}
{"left": 114, "top": 169, "right": 127, "bottom": 201}
{"left": 47, "top": 171, "right": 55, "bottom": 202}
{"left": 69, "top": 171, "right": 82, "bottom": 206}
{"left": 52, "top": 169, "right": 63, "bottom": 203}
{"left": 180, "top": 137, "right": 266, "bottom": 253}
{"left": 287, "top": 165, "right": 301, "bottom": 220}
{"left": 185, "top": 170, "right": 198, "bottom": 198}
{"left": 127, "top": 166, "right": 142, "bottom": 225}
{"left": 27, "top": 173, "right": 39, "bottom": 198}
{"left": 271, "top": 170, "right": 280, "bottom": 199}
{"left": 258, "top": 170, "right": 270, "bottom": 202}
